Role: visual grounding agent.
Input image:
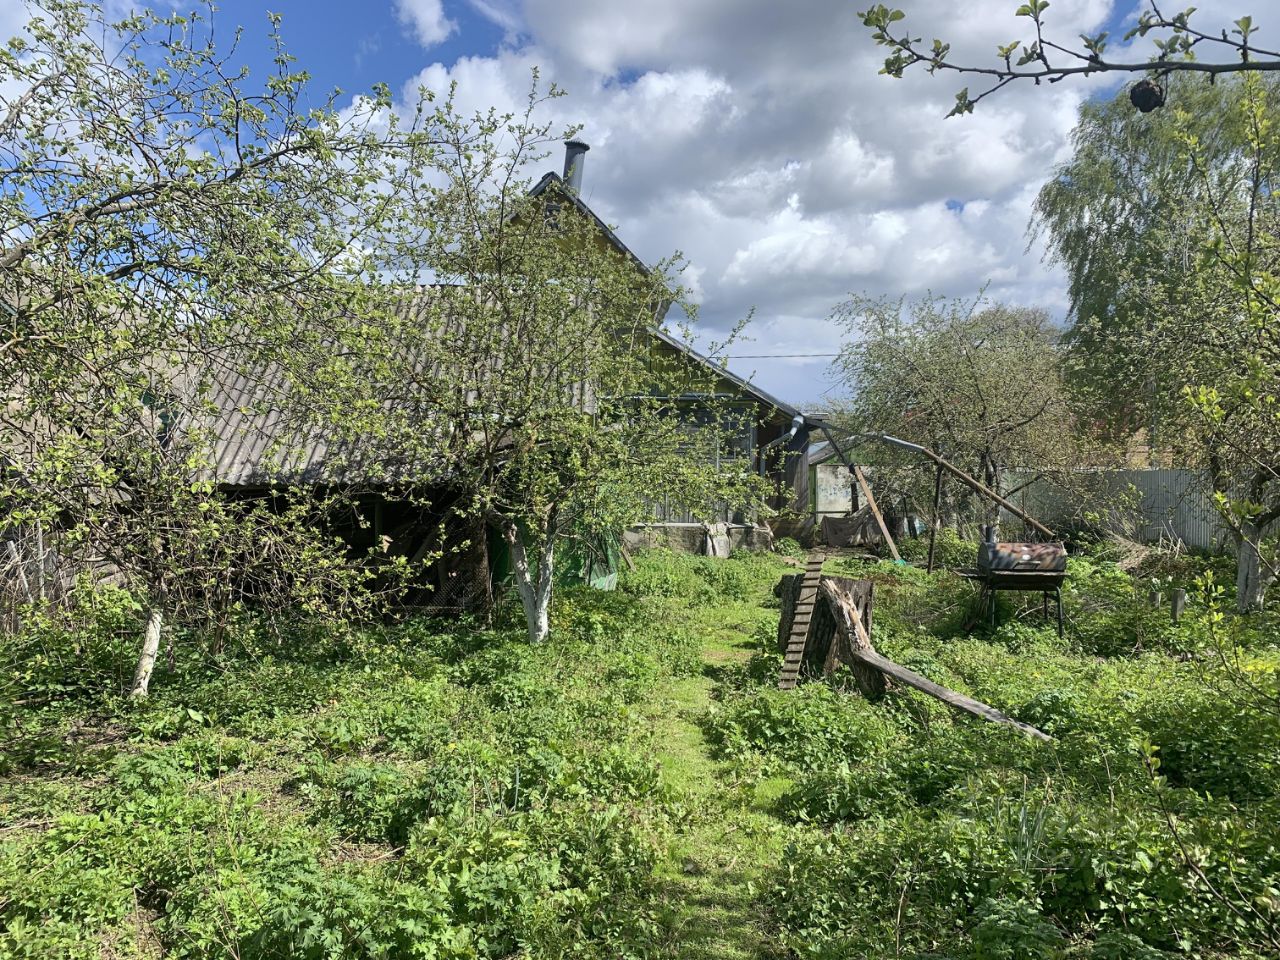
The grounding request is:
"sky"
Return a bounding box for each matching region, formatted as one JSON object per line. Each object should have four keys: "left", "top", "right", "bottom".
{"left": 2, "top": 0, "right": 1273, "bottom": 409}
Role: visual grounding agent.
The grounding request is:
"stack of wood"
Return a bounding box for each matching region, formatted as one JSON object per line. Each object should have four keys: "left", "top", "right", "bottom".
{"left": 775, "top": 563, "right": 1049, "bottom": 741}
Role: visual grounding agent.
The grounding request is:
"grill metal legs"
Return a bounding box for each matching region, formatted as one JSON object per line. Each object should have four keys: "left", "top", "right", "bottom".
{"left": 976, "top": 584, "right": 1064, "bottom": 639}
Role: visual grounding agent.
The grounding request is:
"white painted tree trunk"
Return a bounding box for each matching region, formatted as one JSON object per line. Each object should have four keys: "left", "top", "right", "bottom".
{"left": 506, "top": 523, "right": 555, "bottom": 645}
{"left": 1235, "top": 523, "right": 1273, "bottom": 613}
{"left": 129, "top": 607, "right": 164, "bottom": 699}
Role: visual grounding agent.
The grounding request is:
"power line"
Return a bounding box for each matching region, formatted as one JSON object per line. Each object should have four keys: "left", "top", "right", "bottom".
{"left": 724, "top": 352, "right": 840, "bottom": 359}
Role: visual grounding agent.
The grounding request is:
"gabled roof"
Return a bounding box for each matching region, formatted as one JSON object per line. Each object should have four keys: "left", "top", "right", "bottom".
{"left": 649, "top": 325, "right": 804, "bottom": 421}
{"left": 527, "top": 173, "right": 806, "bottom": 423}
{"left": 527, "top": 172, "right": 650, "bottom": 275}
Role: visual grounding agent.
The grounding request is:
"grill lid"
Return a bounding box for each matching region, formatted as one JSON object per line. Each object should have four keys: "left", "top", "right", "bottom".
{"left": 977, "top": 541, "right": 1067, "bottom": 573}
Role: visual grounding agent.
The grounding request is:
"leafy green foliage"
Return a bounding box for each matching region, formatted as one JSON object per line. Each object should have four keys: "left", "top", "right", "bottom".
{"left": 860, "top": 1, "right": 1280, "bottom": 117}
{"left": 0, "top": 582, "right": 685, "bottom": 958}
{"left": 4, "top": 546, "right": 1278, "bottom": 958}
{"left": 897, "top": 527, "right": 978, "bottom": 570}
{"left": 828, "top": 295, "right": 1095, "bottom": 527}
{"left": 708, "top": 553, "right": 1280, "bottom": 958}
{"left": 708, "top": 684, "right": 899, "bottom": 770}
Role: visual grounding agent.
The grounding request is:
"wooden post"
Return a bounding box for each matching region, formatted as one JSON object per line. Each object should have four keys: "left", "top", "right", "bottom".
{"left": 926, "top": 464, "right": 944, "bottom": 574}
{"left": 852, "top": 466, "right": 901, "bottom": 562}
{"left": 1170, "top": 588, "right": 1186, "bottom": 624}
{"left": 1147, "top": 589, "right": 1163, "bottom": 609}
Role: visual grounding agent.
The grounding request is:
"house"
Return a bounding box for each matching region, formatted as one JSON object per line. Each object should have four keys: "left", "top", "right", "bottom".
{"left": 5, "top": 140, "right": 814, "bottom": 616}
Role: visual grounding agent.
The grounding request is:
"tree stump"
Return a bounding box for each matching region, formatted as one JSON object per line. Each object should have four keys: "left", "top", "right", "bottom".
{"left": 776, "top": 573, "right": 874, "bottom": 681}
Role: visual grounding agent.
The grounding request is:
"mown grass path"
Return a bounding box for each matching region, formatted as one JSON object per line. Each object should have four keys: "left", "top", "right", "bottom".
{"left": 649, "top": 608, "right": 790, "bottom": 960}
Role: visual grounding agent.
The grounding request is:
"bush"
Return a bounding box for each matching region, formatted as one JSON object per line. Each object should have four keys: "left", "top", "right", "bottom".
{"left": 1138, "top": 693, "right": 1280, "bottom": 801}
{"left": 707, "top": 684, "right": 901, "bottom": 770}
{"left": 774, "top": 536, "right": 807, "bottom": 559}
{"left": 971, "top": 898, "right": 1066, "bottom": 960}
{"left": 621, "top": 548, "right": 784, "bottom": 604}
{"left": 898, "top": 527, "right": 975, "bottom": 569}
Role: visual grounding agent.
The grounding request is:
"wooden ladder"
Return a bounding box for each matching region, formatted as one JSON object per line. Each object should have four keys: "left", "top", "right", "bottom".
{"left": 777, "top": 553, "right": 825, "bottom": 690}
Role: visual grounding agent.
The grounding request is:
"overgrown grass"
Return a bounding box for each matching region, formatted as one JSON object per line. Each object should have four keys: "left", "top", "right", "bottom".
{"left": 0, "top": 580, "right": 704, "bottom": 958}
{"left": 2, "top": 544, "right": 1277, "bottom": 959}
{"left": 704, "top": 548, "right": 1280, "bottom": 959}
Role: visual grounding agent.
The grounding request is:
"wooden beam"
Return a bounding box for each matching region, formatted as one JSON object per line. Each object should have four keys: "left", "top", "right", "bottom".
{"left": 815, "top": 425, "right": 902, "bottom": 561}
{"left": 820, "top": 578, "right": 886, "bottom": 699}
{"left": 852, "top": 465, "right": 901, "bottom": 562}
{"left": 820, "top": 575, "right": 1050, "bottom": 741}
{"left": 847, "top": 647, "right": 1051, "bottom": 741}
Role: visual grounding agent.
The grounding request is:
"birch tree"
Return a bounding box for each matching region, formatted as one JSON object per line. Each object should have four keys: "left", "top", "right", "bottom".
{"left": 1032, "top": 76, "right": 1279, "bottom": 435}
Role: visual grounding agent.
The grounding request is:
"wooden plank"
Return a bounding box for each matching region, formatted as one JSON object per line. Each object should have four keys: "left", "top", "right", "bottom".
{"left": 848, "top": 647, "right": 1050, "bottom": 741}
{"left": 778, "top": 554, "right": 825, "bottom": 690}
{"left": 852, "top": 466, "right": 901, "bottom": 562}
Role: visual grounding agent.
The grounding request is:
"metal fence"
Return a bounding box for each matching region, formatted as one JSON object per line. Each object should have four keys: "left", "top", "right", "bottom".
{"left": 1002, "top": 468, "right": 1270, "bottom": 551}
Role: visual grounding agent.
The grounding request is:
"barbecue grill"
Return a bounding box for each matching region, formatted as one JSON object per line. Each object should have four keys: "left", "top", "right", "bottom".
{"left": 961, "top": 527, "right": 1067, "bottom": 637}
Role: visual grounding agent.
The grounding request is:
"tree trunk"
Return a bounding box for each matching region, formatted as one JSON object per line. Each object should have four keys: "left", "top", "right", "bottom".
{"left": 129, "top": 607, "right": 164, "bottom": 699}
{"left": 982, "top": 457, "right": 1003, "bottom": 529}
{"left": 505, "top": 517, "right": 556, "bottom": 645}
{"left": 1235, "top": 522, "right": 1273, "bottom": 613}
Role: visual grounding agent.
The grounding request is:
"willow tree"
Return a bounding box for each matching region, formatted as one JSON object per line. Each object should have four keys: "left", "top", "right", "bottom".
{"left": 0, "top": 1, "right": 413, "bottom": 695}
{"left": 1033, "top": 75, "right": 1278, "bottom": 435}
{"left": 1091, "top": 76, "right": 1280, "bottom": 611}
{"left": 350, "top": 86, "right": 766, "bottom": 644}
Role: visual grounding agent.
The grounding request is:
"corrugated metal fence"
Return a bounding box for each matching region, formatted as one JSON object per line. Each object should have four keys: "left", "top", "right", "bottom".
{"left": 1004, "top": 469, "right": 1243, "bottom": 551}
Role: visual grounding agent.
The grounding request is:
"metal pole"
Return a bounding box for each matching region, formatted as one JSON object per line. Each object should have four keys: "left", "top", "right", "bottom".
{"left": 876, "top": 435, "right": 1055, "bottom": 539}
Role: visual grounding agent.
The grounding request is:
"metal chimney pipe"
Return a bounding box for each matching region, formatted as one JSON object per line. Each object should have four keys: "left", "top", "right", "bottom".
{"left": 563, "top": 139, "right": 589, "bottom": 193}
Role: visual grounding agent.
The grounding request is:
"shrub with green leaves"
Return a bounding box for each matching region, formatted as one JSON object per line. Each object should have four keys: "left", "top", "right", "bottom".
{"left": 707, "top": 683, "right": 902, "bottom": 770}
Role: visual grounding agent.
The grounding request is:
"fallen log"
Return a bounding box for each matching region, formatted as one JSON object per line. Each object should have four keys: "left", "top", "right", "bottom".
{"left": 776, "top": 574, "right": 1050, "bottom": 741}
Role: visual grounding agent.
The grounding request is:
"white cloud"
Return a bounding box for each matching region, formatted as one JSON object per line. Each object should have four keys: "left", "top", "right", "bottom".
{"left": 368, "top": 0, "right": 1271, "bottom": 406}
{"left": 466, "top": 0, "right": 522, "bottom": 33}
{"left": 395, "top": 0, "right": 456, "bottom": 47}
